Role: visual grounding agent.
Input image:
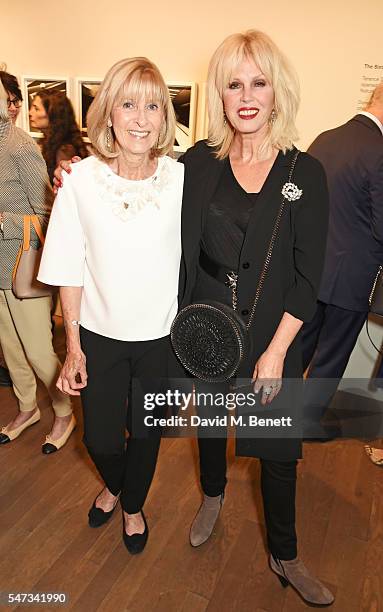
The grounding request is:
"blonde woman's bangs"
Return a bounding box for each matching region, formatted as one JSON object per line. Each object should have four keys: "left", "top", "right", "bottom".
{"left": 116, "top": 69, "right": 167, "bottom": 109}
{"left": 215, "top": 38, "right": 274, "bottom": 97}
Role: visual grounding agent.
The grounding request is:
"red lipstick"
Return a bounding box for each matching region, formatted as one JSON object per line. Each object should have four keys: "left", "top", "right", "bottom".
{"left": 237, "top": 107, "right": 259, "bottom": 120}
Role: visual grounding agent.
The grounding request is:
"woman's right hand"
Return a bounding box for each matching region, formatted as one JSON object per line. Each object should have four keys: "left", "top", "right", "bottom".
{"left": 53, "top": 156, "right": 81, "bottom": 193}
{"left": 57, "top": 350, "right": 88, "bottom": 396}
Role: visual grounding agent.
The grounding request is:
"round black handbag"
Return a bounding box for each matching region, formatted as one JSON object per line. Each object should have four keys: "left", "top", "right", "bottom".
{"left": 170, "top": 300, "right": 250, "bottom": 382}
{"left": 171, "top": 150, "right": 300, "bottom": 382}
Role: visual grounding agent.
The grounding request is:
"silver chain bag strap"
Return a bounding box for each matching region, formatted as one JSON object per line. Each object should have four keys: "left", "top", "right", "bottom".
{"left": 171, "top": 150, "right": 300, "bottom": 382}
{"left": 366, "top": 265, "right": 383, "bottom": 355}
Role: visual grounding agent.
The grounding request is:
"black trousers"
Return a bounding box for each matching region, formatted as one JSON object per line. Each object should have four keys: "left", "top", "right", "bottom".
{"left": 301, "top": 301, "right": 367, "bottom": 417}
{"left": 195, "top": 382, "right": 297, "bottom": 561}
{"left": 80, "top": 327, "right": 170, "bottom": 514}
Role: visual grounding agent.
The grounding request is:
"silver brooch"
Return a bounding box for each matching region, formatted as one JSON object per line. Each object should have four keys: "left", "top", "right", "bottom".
{"left": 226, "top": 271, "right": 238, "bottom": 289}
{"left": 281, "top": 182, "right": 303, "bottom": 202}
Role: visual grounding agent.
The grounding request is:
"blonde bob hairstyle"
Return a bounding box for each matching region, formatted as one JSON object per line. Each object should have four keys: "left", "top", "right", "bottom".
{"left": 207, "top": 30, "right": 300, "bottom": 159}
{"left": 0, "top": 76, "right": 9, "bottom": 122}
{"left": 87, "top": 57, "right": 176, "bottom": 160}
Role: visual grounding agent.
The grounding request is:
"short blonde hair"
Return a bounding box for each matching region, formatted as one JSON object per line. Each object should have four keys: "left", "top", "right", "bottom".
{"left": 0, "top": 75, "right": 9, "bottom": 122}
{"left": 207, "top": 30, "right": 300, "bottom": 159}
{"left": 87, "top": 57, "right": 175, "bottom": 160}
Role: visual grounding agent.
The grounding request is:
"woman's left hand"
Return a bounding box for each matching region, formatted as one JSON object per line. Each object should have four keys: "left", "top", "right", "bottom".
{"left": 252, "top": 349, "right": 284, "bottom": 405}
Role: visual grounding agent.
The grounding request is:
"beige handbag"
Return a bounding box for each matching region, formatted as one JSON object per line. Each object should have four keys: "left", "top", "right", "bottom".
{"left": 12, "top": 215, "right": 55, "bottom": 299}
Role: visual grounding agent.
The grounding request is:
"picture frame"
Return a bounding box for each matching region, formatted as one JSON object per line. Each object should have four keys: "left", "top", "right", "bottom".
{"left": 198, "top": 82, "right": 209, "bottom": 140}
{"left": 21, "top": 76, "right": 71, "bottom": 137}
{"left": 75, "top": 78, "right": 102, "bottom": 141}
{"left": 166, "top": 82, "right": 198, "bottom": 152}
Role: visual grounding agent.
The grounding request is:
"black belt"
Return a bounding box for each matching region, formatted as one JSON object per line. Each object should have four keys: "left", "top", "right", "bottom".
{"left": 199, "top": 250, "right": 237, "bottom": 287}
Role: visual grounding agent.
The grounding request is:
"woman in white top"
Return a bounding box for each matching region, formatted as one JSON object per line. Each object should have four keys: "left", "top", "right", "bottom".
{"left": 38, "top": 57, "right": 183, "bottom": 554}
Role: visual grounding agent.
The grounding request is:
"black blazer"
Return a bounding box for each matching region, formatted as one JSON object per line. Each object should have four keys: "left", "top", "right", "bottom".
{"left": 308, "top": 114, "right": 383, "bottom": 312}
{"left": 177, "top": 141, "right": 329, "bottom": 461}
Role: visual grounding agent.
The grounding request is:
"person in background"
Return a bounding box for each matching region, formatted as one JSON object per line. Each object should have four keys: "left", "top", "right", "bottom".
{"left": 365, "top": 356, "right": 383, "bottom": 466}
{"left": 38, "top": 57, "right": 183, "bottom": 555}
{"left": 301, "top": 83, "right": 383, "bottom": 440}
{"left": 0, "top": 78, "right": 74, "bottom": 453}
{"left": 0, "top": 68, "right": 23, "bottom": 386}
{"left": 0, "top": 69, "right": 23, "bottom": 124}
{"left": 365, "top": 441, "right": 383, "bottom": 466}
{"left": 29, "top": 90, "right": 88, "bottom": 183}
{"left": 0, "top": 350, "right": 11, "bottom": 386}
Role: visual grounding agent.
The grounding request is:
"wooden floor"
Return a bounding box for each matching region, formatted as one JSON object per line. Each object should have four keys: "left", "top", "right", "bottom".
{"left": 0, "top": 320, "right": 382, "bottom": 612}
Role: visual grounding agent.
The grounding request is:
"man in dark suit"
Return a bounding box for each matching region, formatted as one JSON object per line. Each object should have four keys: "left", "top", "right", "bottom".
{"left": 302, "top": 83, "right": 383, "bottom": 437}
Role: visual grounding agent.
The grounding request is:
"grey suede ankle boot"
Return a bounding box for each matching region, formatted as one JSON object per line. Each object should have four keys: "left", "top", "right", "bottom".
{"left": 189, "top": 493, "right": 224, "bottom": 547}
{"left": 269, "top": 554, "right": 335, "bottom": 606}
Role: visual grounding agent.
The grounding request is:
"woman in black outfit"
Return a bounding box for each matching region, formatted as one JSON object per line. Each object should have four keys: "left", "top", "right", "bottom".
{"left": 178, "top": 30, "right": 333, "bottom": 606}
{"left": 53, "top": 30, "right": 333, "bottom": 604}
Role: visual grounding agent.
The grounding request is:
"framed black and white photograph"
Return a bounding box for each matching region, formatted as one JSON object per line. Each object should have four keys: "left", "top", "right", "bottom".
{"left": 75, "top": 78, "right": 102, "bottom": 139}
{"left": 21, "top": 76, "right": 70, "bottom": 136}
{"left": 166, "top": 82, "right": 197, "bottom": 152}
{"left": 199, "top": 82, "right": 209, "bottom": 140}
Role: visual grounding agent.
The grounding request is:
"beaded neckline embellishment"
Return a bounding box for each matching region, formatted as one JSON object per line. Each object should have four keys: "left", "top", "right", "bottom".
{"left": 93, "top": 156, "right": 171, "bottom": 221}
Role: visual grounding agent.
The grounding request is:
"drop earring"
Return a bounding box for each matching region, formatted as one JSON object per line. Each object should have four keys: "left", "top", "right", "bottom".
{"left": 154, "top": 123, "right": 164, "bottom": 153}
{"left": 269, "top": 109, "right": 277, "bottom": 125}
{"left": 106, "top": 119, "right": 113, "bottom": 151}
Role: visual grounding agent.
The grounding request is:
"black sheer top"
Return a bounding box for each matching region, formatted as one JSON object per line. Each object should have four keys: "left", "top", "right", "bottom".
{"left": 201, "top": 159, "right": 258, "bottom": 271}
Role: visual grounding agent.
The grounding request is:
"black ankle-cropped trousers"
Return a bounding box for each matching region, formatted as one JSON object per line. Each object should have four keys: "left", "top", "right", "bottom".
{"left": 196, "top": 382, "right": 297, "bottom": 561}
{"left": 80, "top": 327, "right": 170, "bottom": 514}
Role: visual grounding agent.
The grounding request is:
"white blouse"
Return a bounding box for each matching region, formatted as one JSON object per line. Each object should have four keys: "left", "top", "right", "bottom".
{"left": 38, "top": 155, "right": 184, "bottom": 341}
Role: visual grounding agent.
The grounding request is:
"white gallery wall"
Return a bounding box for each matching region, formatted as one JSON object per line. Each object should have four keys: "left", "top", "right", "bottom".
{"left": 1, "top": 0, "right": 383, "bottom": 380}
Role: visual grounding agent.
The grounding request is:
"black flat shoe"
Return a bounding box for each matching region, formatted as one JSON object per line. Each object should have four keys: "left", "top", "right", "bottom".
{"left": 122, "top": 511, "right": 148, "bottom": 554}
{"left": 88, "top": 493, "right": 119, "bottom": 528}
